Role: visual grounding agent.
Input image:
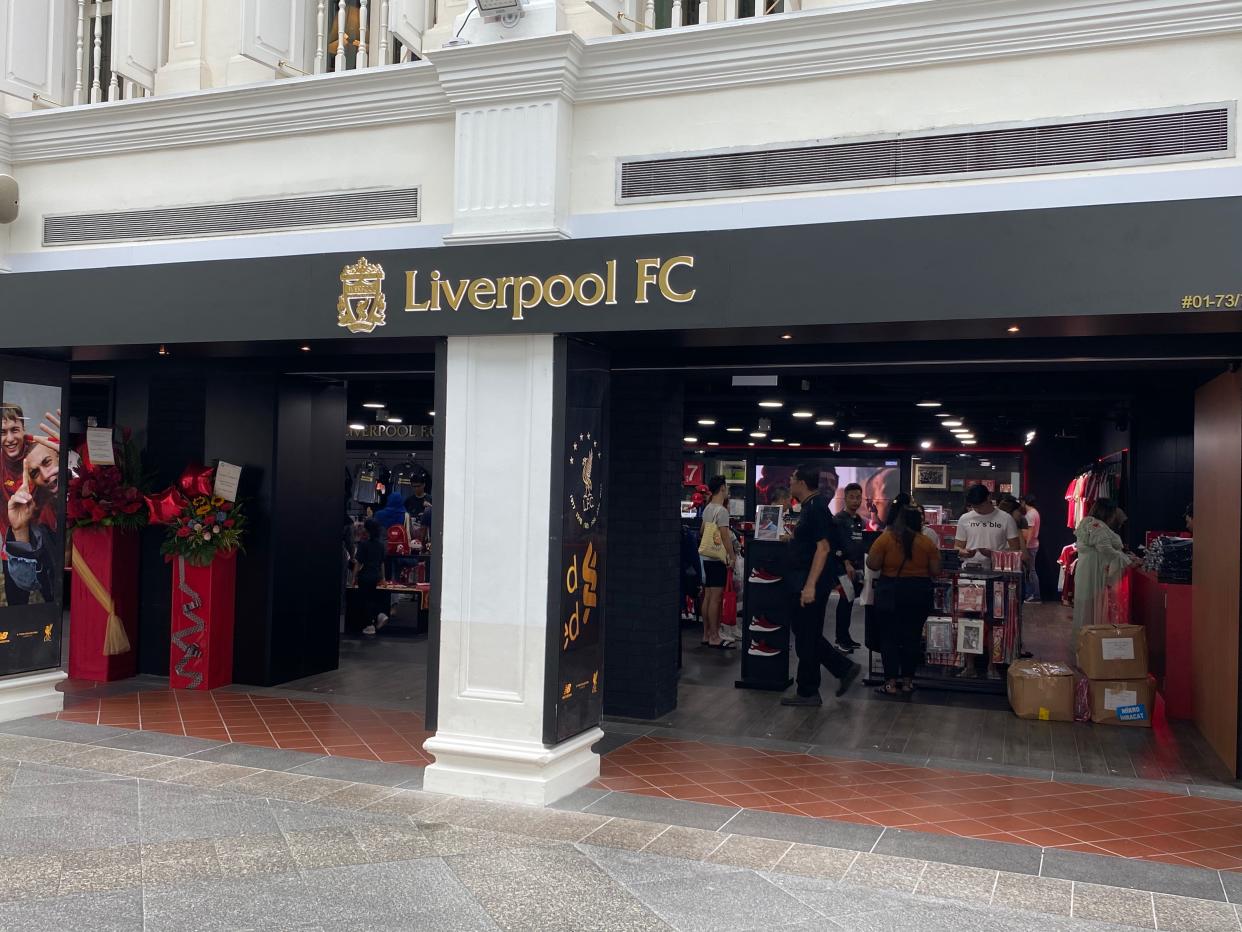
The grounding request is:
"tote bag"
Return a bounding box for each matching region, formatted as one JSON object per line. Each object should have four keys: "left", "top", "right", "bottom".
{"left": 698, "top": 521, "right": 728, "bottom": 563}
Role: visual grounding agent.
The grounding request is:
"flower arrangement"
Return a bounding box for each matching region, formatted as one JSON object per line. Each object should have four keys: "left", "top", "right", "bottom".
{"left": 66, "top": 431, "right": 148, "bottom": 530}
{"left": 158, "top": 494, "right": 246, "bottom": 567}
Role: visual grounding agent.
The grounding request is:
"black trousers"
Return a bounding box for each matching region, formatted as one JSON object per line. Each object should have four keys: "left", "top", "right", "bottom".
{"left": 791, "top": 591, "right": 854, "bottom": 697}
{"left": 878, "top": 577, "right": 933, "bottom": 681}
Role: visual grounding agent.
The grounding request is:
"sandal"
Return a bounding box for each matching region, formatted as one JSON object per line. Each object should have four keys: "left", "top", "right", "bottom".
{"left": 709, "top": 641, "right": 737, "bottom": 650}
{"left": 875, "top": 683, "right": 900, "bottom": 696}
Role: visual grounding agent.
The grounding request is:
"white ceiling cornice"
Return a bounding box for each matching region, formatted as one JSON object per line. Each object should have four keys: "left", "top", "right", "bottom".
{"left": 6, "top": 62, "right": 452, "bottom": 164}
{"left": 5, "top": 0, "right": 1241, "bottom": 162}
{"left": 574, "top": 0, "right": 1242, "bottom": 100}
{"left": 0, "top": 114, "right": 12, "bottom": 166}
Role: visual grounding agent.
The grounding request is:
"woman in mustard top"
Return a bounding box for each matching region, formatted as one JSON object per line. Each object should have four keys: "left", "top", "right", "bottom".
{"left": 867, "top": 503, "right": 941, "bottom": 696}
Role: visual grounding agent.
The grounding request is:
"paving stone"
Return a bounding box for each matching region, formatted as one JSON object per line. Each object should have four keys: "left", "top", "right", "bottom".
{"left": 284, "top": 827, "right": 369, "bottom": 869}
{"left": 771, "top": 843, "right": 858, "bottom": 881}
{"left": 706, "top": 834, "right": 792, "bottom": 870}
{"left": 1071, "top": 882, "right": 1156, "bottom": 928}
{"left": 628, "top": 867, "right": 820, "bottom": 932}
{"left": 581, "top": 817, "right": 669, "bottom": 852}
{"left": 1153, "top": 893, "right": 1241, "bottom": 932}
{"left": 213, "top": 833, "right": 298, "bottom": 878}
{"left": 842, "top": 852, "right": 927, "bottom": 894}
{"left": 913, "top": 861, "right": 998, "bottom": 904}
{"left": 0, "top": 853, "right": 62, "bottom": 902}
{"left": 993, "top": 872, "right": 1073, "bottom": 917}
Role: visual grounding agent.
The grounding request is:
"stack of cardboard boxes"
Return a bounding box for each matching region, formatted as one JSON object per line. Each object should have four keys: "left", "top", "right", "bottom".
{"left": 1078, "top": 624, "right": 1154, "bottom": 727}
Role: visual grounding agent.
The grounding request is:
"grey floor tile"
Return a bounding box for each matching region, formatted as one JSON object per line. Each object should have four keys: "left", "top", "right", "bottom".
{"left": 0, "top": 718, "right": 133, "bottom": 744}
{"left": 360, "top": 787, "right": 446, "bottom": 817}
{"left": 284, "top": 827, "right": 369, "bottom": 869}
{"left": 707, "top": 834, "right": 793, "bottom": 870}
{"left": 1042, "top": 849, "right": 1226, "bottom": 901}
{"left": 0, "top": 853, "right": 62, "bottom": 903}
{"left": 579, "top": 842, "right": 744, "bottom": 885}
{"left": 92, "top": 731, "right": 227, "bottom": 757}
{"left": 1153, "top": 893, "right": 1241, "bottom": 931}
{"left": 187, "top": 743, "right": 325, "bottom": 772}
{"left": 143, "top": 873, "right": 321, "bottom": 932}
{"left": 913, "top": 860, "right": 998, "bottom": 904}
{"left": 580, "top": 818, "right": 670, "bottom": 852}
{"left": 762, "top": 870, "right": 915, "bottom": 919}
{"left": 395, "top": 773, "right": 424, "bottom": 790}
{"left": 0, "top": 775, "right": 139, "bottom": 820}
{"left": 583, "top": 791, "right": 737, "bottom": 831}
{"left": 213, "top": 832, "right": 298, "bottom": 878}
{"left": 723, "top": 807, "right": 884, "bottom": 852}
{"left": 843, "top": 852, "right": 927, "bottom": 894}
{"left": 0, "top": 888, "right": 143, "bottom": 932}
{"left": 771, "top": 843, "right": 859, "bottom": 881}
{"left": 140, "top": 799, "right": 280, "bottom": 843}
{"left": 993, "top": 872, "right": 1073, "bottom": 916}
{"left": 873, "top": 828, "right": 1042, "bottom": 875}
{"left": 1221, "top": 871, "right": 1242, "bottom": 904}
{"left": 287, "top": 756, "right": 423, "bottom": 787}
{"left": 549, "top": 786, "right": 612, "bottom": 812}
{"left": 642, "top": 825, "right": 728, "bottom": 861}
{"left": 309, "top": 782, "right": 400, "bottom": 812}
{"left": 629, "top": 869, "right": 820, "bottom": 932}
{"left": 12, "top": 761, "right": 128, "bottom": 786}
{"left": 419, "top": 822, "right": 560, "bottom": 857}
{"left": 1071, "top": 882, "right": 1156, "bottom": 928}
{"left": 309, "top": 859, "right": 501, "bottom": 931}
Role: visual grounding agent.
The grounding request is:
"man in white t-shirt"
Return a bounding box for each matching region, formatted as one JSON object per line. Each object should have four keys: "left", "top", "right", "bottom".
{"left": 955, "top": 485, "right": 1021, "bottom": 570}
{"left": 1020, "top": 494, "right": 1042, "bottom": 602}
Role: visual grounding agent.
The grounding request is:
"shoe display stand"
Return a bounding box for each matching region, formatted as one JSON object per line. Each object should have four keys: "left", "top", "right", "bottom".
{"left": 735, "top": 538, "right": 794, "bottom": 691}
{"left": 863, "top": 568, "right": 1023, "bottom": 695}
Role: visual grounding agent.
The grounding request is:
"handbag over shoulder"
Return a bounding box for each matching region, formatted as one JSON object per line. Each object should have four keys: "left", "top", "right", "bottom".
{"left": 698, "top": 520, "right": 728, "bottom": 563}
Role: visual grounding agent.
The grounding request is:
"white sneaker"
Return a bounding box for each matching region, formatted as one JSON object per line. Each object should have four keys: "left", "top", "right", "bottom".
{"left": 375, "top": 613, "right": 389, "bottom": 630}
{"left": 362, "top": 625, "right": 377, "bottom": 635}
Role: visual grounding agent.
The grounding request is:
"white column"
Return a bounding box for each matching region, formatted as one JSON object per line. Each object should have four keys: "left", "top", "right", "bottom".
{"left": 430, "top": 35, "right": 580, "bottom": 245}
{"left": 0, "top": 670, "right": 67, "bottom": 720}
{"left": 422, "top": 334, "right": 602, "bottom": 805}
{"left": 0, "top": 127, "right": 11, "bottom": 274}
{"left": 157, "top": 0, "right": 213, "bottom": 94}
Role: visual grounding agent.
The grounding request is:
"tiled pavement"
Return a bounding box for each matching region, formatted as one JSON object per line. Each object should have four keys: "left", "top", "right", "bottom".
{"left": 595, "top": 736, "right": 1242, "bottom": 873}
{"left": 1, "top": 718, "right": 1241, "bottom": 931}
{"left": 55, "top": 686, "right": 433, "bottom": 765}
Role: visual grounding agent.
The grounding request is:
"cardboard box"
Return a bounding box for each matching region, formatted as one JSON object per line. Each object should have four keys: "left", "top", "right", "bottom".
{"left": 1007, "top": 660, "right": 1076, "bottom": 722}
{"left": 1089, "top": 677, "right": 1156, "bottom": 727}
{"left": 1077, "top": 624, "right": 1149, "bottom": 680}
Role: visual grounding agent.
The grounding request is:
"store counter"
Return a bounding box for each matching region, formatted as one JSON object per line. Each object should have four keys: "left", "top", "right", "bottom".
{"left": 1130, "top": 568, "right": 1193, "bottom": 719}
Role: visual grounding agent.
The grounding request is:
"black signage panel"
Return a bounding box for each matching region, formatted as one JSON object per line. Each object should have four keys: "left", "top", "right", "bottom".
{"left": 545, "top": 340, "right": 608, "bottom": 745}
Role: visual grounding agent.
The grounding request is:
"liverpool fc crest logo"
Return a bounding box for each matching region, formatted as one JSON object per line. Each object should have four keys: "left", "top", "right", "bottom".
{"left": 337, "top": 257, "right": 387, "bottom": 334}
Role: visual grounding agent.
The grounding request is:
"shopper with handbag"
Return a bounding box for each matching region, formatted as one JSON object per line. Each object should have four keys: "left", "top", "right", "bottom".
{"left": 698, "top": 476, "right": 737, "bottom": 649}
{"left": 868, "top": 502, "right": 940, "bottom": 696}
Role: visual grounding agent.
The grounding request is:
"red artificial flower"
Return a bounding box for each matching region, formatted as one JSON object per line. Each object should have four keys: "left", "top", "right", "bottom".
{"left": 203, "top": 514, "right": 216, "bottom": 526}
{"left": 223, "top": 519, "right": 235, "bottom": 528}
{"left": 176, "top": 527, "right": 191, "bottom": 538}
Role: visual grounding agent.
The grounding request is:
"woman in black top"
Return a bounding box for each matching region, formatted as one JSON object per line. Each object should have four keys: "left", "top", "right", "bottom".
{"left": 353, "top": 518, "right": 389, "bottom": 635}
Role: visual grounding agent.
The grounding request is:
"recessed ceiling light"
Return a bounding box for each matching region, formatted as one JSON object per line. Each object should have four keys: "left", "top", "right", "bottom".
{"left": 348, "top": 423, "right": 365, "bottom": 431}
{"left": 950, "top": 428, "right": 970, "bottom": 434}
{"left": 943, "top": 420, "right": 964, "bottom": 428}
{"left": 962, "top": 439, "right": 978, "bottom": 445}
{"left": 787, "top": 442, "right": 801, "bottom": 447}
{"left": 749, "top": 431, "right": 767, "bottom": 439}
{"left": 697, "top": 418, "right": 716, "bottom": 426}
{"left": 363, "top": 401, "right": 385, "bottom": 409}
{"left": 300, "top": 345, "right": 311, "bottom": 352}
{"left": 726, "top": 426, "right": 744, "bottom": 433}
{"left": 874, "top": 442, "right": 889, "bottom": 448}
{"left": 428, "top": 410, "right": 436, "bottom": 416}
{"left": 935, "top": 412, "right": 954, "bottom": 419}
{"left": 847, "top": 432, "right": 866, "bottom": 439}
{"left": 916, "top": 400, "right": 941, "bottom": 408}
{"left": 958, "top": 433, "right": 975, "bottom": 440}
{"left": 707, "top": 441, "right": 719, "bottom": 446}
{"left": 920, "top": 440, "right": 932, "bottom": 449}
{"left": 747, "top": 442, "right": 755, "bottom": 447}
{"left": 1008, "top": 325, "right": 1021, "bottom": 333}
{"left": 387, "top": 417, "right": 403, "bottom": 424}
{"left": 771, "top": 438, "right": 785, "bottom": 444}
{"left": 780, "top": 333, "right": 793, "bottom": 340}
{"left": 815, "top": 419, "right": 835, "bottom": 427}
{"left": 683, "top": 436, "right": 698, "bottom": 443}
{"left": 792, "top": 411, "right": 814, "bottom": 419}
{"left": 758, "top": 400, "right": 783, "bottom": 408}
{"left": 862, "top": 438, "right": 879, "bottom": 445}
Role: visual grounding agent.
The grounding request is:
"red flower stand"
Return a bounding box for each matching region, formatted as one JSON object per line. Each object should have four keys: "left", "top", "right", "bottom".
{"left": 68, "top": 527, "right": 139, "bottom": 682}
{"left": 169, "top": 552, "right": 236, "bottom": 690}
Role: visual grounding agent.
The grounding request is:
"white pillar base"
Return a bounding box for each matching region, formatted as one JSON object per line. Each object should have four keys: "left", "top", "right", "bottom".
{"left": 423, "top": 726, "right": 603, "bottom": 806}
{"left": 0, "top": 670, "right": 66, "bottom": 722}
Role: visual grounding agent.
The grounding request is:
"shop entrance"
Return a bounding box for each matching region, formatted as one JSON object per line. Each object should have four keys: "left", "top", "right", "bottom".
{"left": 601, "top": 350, "right": 1233, "bottom": 787}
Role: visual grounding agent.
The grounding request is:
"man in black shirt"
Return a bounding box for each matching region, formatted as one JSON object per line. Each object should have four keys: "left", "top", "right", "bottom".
{"left": 781, "top": 465, "right": 861, "bottom": 706}
{"left": 833, "top": 482, "right": 865, "bottom": 652}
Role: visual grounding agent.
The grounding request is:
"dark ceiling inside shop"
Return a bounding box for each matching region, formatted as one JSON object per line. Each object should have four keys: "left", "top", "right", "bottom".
{"left": 345, "top": 375, "right": 434, "bottom": 430}
{"left": 678, "top": 367, "right": 1212, "bottom": 452}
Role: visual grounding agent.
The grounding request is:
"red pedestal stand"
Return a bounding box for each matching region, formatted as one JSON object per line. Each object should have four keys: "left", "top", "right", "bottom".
{"left": 169, "top": 552, "right": 236, "bottom": 690}
{"left": 68, "top": 526, "right": 139, "bottom": 682}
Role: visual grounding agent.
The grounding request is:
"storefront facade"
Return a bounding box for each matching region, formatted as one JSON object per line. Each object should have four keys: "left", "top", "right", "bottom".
{"left": 0, "top": 0, "right": 1241, "bottom": 802}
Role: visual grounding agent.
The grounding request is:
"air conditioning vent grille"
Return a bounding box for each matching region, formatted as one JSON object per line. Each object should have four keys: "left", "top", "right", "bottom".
{"left": 619, "top": 107, "right": 1230, "bottom": 202}
{"left": 44, "top": 187, "right": 422, "bottom": 246}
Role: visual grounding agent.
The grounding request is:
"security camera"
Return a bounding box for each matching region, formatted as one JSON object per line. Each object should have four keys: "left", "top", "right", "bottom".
{"left": 0, "top": 175, "right": 17, "bottom": 224}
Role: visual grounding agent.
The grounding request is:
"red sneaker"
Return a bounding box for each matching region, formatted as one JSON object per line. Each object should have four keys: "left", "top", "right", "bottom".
{"left": 749, "top": 616, "right": 780, "bottom": 633}
{"left": 749, "top": 568, "right": 783, "bottom": 584}
{"left": 747, "top": 640, "right": 780, "bottom": 657}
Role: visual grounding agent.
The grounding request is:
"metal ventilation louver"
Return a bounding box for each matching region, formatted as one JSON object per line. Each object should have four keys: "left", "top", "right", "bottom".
{"left": 43, "top": 187, "right": 422, "bottom": 246}
{"left": 618, "top": 106, "right": 1231, "bottom": 203}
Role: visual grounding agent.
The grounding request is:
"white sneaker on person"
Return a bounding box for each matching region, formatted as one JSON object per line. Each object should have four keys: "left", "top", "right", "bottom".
{"left": 362, "top": 625, "right": 377, "bottom": 635}
{"left": 375, "top": 613, "right": 389, "bottom": 630}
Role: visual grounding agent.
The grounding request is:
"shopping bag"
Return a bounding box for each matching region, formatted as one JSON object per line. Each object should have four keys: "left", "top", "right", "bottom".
{"left": 721, "top": 570, "right": 738, "bottom": 627}
{"left": 698, "top": 521, "right": 728, "bottom": 562}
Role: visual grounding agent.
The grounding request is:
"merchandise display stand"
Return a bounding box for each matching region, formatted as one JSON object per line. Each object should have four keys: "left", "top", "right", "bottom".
{"left": 735, "top": 537, "right": 793, "bottom": 691}
{"left": 864, "top": 568, "right": 1023, "bottom": 695}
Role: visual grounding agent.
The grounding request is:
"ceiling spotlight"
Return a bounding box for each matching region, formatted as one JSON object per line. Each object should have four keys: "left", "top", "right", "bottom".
{"left": 780, "top": 333, "right": 793, "bottom": 340}
{"left": 758, "top": 400, "right": 783, "bottom": 409}
{"left": 707, "top": 441, "right": 719, "bottom": 446}
{"left": 815, "top": 419, "right": 835, "bottom": 427}
{"left": 749, "top": 431, "right": 767, "bottom": 439}
{"left": 747, "top": 442, "right": 755, "bottom": 447}
{"left": 792, "top": 411, "right": 814, "bottom": 419}
{"left": 1007, "top": 325, "right": 1021, "bottom": 333}
{"left": 428, "top": 410, "right": 436, "bottom": 417}
{"left": 950, "top": 428, "right": 970, "bottom": 435}
{"left": 387, "top": 417, "right": 403, "bottom": 424}
{"left": 957, "top": 433, "right": 975, "bottom": 439}
{"left": 943, "top": 420, "right": 963, "bottom": 428}
{"left": 158, "top": 345, "right": 169, "bottom": 356}
{"left": 697, "top": 418, "right": 716, "bottom": 426}
{"left": 863, "top": 437, "right": 879, "bottom": 445}
{"left": 787, "top": 442, "right": 802, "bottom": 447}
{"left": 300, "top": 345, "right": 311, "bottom": 352}
{"left": 348, "top": 423, "right": 365, "bottom": 431}
{"left": 962, "top": 440, "right": 978, "bottom": 445}
{"left": 363, "top": 402, "right": 385, "bottom": 409}
{"left": 920, "top": 440, "right": 933, "bottom": 449}
{"left": 771, "top": 438, "right": 785, "bottom": 444}
{"left": 874, "top": 442, "right": 889, "bottom": 448}
{"left": 916, "top": 400, "right": 941, "bottom": 408}
{"left": 1025, "top": 430, "right": 1037, "bottom": 446}
{"left": 683, "top": 436, "right": 698, "bottom": 443}
{"left": 726, "top": 426, "right": 744, "bottom": 433}
{"left": 935, "top": 412, "right": 954, "bottom": 419}
{"left": 847, "top": 432, "right": 866, "bottom": 439}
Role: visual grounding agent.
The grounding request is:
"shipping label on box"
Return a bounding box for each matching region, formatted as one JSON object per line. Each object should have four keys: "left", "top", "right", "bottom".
{"left": 1078, "top": 625, "right": 1149, "bottom": 680}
